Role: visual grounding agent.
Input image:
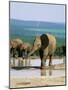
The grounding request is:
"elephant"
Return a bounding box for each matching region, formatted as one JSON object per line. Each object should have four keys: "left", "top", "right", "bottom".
{"left": 10, "top": 38, "right": 23, "bottom": 57}
{"left": 10, "top": 38, "right": 23, "bottom": 66}
{"left": 28, "top": 33, "right": 56, "bottom": 69}
{"left": 19, "top": 42, "right": 32, "bottom": 66}
{"left": 10, "top": 39, "right": 32, "bottom": 67}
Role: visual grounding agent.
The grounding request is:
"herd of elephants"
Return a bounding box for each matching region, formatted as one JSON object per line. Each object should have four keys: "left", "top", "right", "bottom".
{"left": 10, "top": 33, "right": 66, "bottom": 69}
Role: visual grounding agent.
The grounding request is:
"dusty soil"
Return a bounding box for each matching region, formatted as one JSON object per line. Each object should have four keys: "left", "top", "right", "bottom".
{"left": 10, "top": 76, "right": 65, "bottom": 88}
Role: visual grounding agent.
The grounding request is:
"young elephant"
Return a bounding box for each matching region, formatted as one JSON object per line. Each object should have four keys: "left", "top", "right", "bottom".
{"left": 28, "top": 33, "right": 56, "bottom": 69}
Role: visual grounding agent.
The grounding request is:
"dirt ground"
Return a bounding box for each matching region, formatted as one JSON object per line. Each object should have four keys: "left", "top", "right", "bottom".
{"left": 10, "top": 76, "right": 65, "bottom": 88}
{"left": 10, "top": 64, "right": 66, "bottom": 88}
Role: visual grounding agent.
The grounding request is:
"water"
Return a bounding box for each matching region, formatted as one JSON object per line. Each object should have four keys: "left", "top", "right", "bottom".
{"left": 30, "top": 58, "right": 64, "bottom": 66}
{"left": 10, "top": 68, "right": 65, "bottom": 78}
{"left": 11, "top": 58, "right": 64, "bottom": 67}
{"left": 10, "top": 58, "right": 65, "bottom": 78}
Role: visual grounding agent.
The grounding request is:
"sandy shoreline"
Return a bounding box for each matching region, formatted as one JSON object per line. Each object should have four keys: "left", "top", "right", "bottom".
{"left": 10, "top": 76, "right": 65, "bottom": 88}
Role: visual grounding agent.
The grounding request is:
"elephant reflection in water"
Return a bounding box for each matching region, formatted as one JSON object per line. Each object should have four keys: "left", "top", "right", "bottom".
{"left": 28, "top": 33, "right": 56, "bottom": 69}
{"left": 40, "top": 68, "right": 52, "bottom": 76}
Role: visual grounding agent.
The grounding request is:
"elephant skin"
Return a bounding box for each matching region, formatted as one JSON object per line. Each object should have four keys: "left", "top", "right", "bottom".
{"left": 28, "top": 33, "right": 56, "bottom": 69}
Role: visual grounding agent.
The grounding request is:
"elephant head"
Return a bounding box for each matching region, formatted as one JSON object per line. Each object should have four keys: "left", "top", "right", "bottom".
{"left": 28, "top": 36, "right": 41, "bottom": 56}
{"left": 10, "top": 38, "right": 23, "bottom": 48}
{"left": 10, "top": 38, "right": 23, "bottom": 57}
{"left": 28, "top": 34, "right": 49, "bottom": 56}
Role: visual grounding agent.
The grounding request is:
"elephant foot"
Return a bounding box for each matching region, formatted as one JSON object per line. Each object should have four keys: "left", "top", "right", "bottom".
{"left": 49, "top": 63, "right": 51, "bottom": 66}
{"left": 49, "top": 65, "right": 54, "bottom": 69}
{"left": 49, "top": 62, "right": 52, "bottom": 67}
{"left": 40, "top": 66, "right": 45, "bottom": 69}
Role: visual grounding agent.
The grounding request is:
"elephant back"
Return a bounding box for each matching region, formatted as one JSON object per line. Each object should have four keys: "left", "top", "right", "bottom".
{"left": 40, "top": 34, "right": 49, "bottom": 50}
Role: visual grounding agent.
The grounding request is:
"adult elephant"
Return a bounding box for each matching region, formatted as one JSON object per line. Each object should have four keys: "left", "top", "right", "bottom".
{"left": 28, "top": 33, "right": 56, "bottom": 69}
{"left": 10, "top": 40, "right": 32, "bottom": 67}
{"left": 10, "top": 38, "right": 23, "bottom": 57}
{"left": 10, "top": 38, "right": 23, "bottom": 66}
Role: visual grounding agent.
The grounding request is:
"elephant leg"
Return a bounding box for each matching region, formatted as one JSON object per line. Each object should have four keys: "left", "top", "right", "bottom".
{"left": 13, "top": 58, "right": 15, "bottom": 66}
{"left": 49, "top": 55, "right": 52, "bottom": 66}
{"left": 18, "top": 60, "right": 20, "bottom": 67}
{"left": 29, "top": 58, "right": 31, "bottom": 66}
{"left": 18, "top": 58, "right": 21, "bottom": 67}
{"left": 41, "top": 60, "right": 45, "bottom": 69}
{"left": 27, "top": 58, "right": 30, "bottom": 66}
{"left": 20, "top": 58, "right": 23, "bottom": 67}
{"left": 25, "top": 58, "right": 27, "bottom": 66}
{"left": 21, "top": 61, "right": 23, "bottom": 67}
{"left": 49, "top": 68, "right": 52, "bottom": 76}
{"left": 19, "top": 58, "right": 24, "bottom": 67}
{"left": 41, "top": 56, "right": 46, "bottom": 69}
{"left": 41, "top": 55, "right": 48, "bottom": 69}
{"left": 39, "top": 49, "right": 45, "bottom": 69}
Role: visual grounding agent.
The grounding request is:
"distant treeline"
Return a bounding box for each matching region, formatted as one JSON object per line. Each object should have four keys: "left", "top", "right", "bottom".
{"left": 54, "top": 45, "right": 66, "bottom": 57}
{"left": 33, "top": 45, "right": 66, "bottom": 57}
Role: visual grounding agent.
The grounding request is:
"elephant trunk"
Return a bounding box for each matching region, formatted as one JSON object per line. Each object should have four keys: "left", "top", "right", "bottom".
{"left": 28, "top": 47, "right": 37, "bottom": 56}
{"left": 28, "top": 49, "right": 35, "bottom": 56}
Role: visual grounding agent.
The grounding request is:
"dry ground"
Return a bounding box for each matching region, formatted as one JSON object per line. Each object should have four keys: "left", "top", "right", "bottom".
{"left": 10, "top": 76, "right": 65, "bottom": 88}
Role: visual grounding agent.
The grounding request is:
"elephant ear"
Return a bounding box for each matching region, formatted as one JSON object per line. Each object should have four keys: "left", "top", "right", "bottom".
{"left": 40, "top": 34, "right": 49, "bottom": 50}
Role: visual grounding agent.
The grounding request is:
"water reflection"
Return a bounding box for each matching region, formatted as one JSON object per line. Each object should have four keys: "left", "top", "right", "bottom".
{"left": 11, "top": 58, "right": 64, "bottom": 67}
{"left": 10, "top": 68, "right": 65, "bottom": 77}
{"left": 40, "top": 68, "right": 52, "bottom": 76}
